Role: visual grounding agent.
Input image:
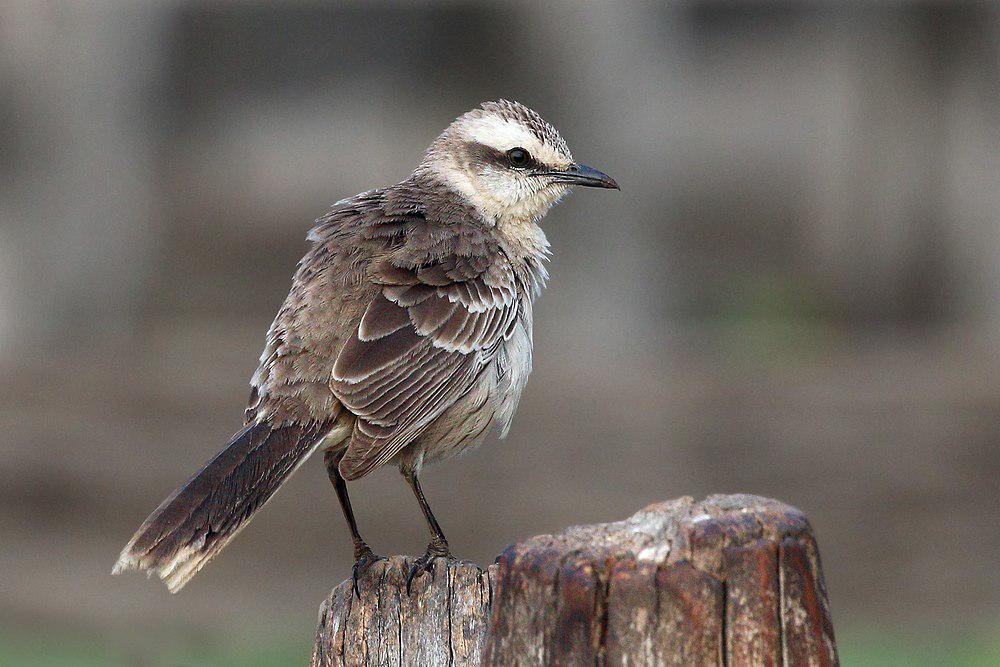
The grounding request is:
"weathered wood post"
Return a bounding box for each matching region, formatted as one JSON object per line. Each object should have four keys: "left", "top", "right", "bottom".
{"left": 311, "top": 494, "right": 837, "bottom": 666}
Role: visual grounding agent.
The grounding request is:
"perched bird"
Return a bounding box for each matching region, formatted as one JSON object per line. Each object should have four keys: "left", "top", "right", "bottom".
{"left": 113, "top": 100, "right": 618, "bottom": 594}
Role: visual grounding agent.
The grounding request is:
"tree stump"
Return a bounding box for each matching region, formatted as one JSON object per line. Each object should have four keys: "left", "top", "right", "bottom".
{"left": 311, "top": 494, "right": 838, "bottom": 666}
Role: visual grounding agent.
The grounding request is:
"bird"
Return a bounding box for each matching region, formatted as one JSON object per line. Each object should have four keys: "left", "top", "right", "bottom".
{"left": 113, "top": 100, "right": 618, "bottom": 595}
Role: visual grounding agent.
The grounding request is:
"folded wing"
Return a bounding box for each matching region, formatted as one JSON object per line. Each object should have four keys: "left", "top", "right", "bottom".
{"left": 332, "top": 254, "right": 522, "bottom": 479}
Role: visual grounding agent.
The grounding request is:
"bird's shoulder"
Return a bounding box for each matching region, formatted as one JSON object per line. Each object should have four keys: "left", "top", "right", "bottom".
{"left": 305, "top": 177, "right": 482, "bottom": 248}
{"left": 304, "top": 177, "right": 545, "bottom": 290}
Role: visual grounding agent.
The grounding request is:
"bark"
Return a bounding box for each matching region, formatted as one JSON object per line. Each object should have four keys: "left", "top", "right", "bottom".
{"left": 312, "top": 494, "right": 838, "bottom": 666}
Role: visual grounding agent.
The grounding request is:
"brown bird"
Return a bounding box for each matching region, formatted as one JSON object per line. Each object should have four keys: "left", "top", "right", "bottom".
{"left": 113, "top": 100, "right": 618, "bottom": 594}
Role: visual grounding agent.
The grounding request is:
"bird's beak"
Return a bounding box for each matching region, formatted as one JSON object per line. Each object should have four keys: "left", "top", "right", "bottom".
{"left": 535, "top": 163, "right": 620, "bottom": 190}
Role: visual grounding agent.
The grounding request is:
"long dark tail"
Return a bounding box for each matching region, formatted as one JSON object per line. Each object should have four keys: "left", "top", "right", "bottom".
{"left": 113, "top": 421, "right": 325, "bottom": 592}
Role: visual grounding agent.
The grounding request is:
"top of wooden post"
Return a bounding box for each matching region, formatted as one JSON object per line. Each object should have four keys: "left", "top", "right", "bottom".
{"left": 312, "top": 494, "right": 838, "bottom": 666}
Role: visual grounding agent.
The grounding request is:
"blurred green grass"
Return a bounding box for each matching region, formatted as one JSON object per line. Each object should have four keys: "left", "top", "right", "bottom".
{"left": 0, "top": 631, "right": 305, "bottom": 667}
{"left": 838, "top": 628, "right": 1000, "bottom": 667}
{"left": 2, "top": 628, "right": 999, "bottom": 665}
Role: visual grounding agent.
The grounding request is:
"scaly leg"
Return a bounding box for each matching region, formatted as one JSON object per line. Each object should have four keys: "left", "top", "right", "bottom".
{"left": 402, "top": 469, "right": 453, "bottom": 593}
{"left": 325, "top": 449, "right": 382, "bottom": 597}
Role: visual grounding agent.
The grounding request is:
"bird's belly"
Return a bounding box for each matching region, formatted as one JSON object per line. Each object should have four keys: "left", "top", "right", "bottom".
{"left": 412, "top": 369, "right": 501, "bottom": 467}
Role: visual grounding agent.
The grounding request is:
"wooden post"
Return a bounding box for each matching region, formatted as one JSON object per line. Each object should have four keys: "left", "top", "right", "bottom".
{"left": 311, "top": 495, "right": 838, "bottom": 666}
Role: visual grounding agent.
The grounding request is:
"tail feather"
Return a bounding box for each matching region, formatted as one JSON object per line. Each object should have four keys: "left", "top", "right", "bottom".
{"left": 113, "top": 420, "right": 324, "bottom": 592}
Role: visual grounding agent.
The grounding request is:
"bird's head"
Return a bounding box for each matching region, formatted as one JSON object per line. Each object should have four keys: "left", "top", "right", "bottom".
{"left": 418, "top": 100, "right": 618, "bottom": 226}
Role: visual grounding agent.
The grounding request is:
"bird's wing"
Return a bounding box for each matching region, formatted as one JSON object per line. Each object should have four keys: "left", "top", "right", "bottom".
{"left": 332, "top": 254, "right": 522, "bottom": 480}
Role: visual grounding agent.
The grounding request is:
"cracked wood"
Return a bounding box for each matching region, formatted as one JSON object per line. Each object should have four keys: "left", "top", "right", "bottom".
{"left": 311, "top": 495, "right": 838, "bottom": 666}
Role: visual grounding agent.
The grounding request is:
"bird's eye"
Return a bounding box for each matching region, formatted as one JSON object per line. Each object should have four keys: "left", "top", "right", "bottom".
{"left": 506, "top": 147, "right": 531, "bottom": 168}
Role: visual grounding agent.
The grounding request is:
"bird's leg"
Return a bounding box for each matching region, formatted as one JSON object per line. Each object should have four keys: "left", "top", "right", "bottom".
{"left": 324, "top": 449, "right": 382, "bottom": 597}
{"left": 402, "top": 469, "right": 454, "bottom": 593}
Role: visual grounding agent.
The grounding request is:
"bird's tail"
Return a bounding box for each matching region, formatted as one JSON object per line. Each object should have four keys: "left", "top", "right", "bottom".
{"left": 113, "top": 420, "right": 326, "bottom": 592}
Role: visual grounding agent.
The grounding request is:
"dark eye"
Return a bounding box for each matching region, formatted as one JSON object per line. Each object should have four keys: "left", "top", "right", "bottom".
{"left": 506, "top": 147, "right": 530, "bottom": 167}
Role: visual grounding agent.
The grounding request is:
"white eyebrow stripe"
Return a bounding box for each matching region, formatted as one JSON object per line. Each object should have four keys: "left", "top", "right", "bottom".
{"left": 464, "top": 116, "right": 539, "bottom": 151}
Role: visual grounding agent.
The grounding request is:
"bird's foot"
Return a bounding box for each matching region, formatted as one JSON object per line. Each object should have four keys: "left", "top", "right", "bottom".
{"left": 351, "top": 545, "right": 385, "bottom": 599}
{"left": 405, "top": 538, "right": 453, "bottom": 595}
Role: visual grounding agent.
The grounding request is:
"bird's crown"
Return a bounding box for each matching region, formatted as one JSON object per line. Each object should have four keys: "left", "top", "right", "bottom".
{"left": 475, "top": 100, "right": 572, "bottom": 160}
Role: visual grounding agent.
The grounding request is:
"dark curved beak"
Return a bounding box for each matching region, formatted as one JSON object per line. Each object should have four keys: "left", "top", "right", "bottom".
{"left": 534, "top": 163, "right": 620, "bottom": 190}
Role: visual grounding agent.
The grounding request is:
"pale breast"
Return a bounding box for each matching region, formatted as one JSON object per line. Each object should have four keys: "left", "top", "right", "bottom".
{"left": 493, "top": 297, "right": 534, "bottom": 438}
{"left": 406, "top": 294, "right": 534, "bottom": 469}
{"left": 410, "top": 369, "right": 500, "bottom": 468}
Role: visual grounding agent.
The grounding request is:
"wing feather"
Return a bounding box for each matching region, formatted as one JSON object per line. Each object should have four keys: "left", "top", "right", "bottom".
{"left": 358, "top": 293, "right": 412, "bottom": 341}
{"left": 410, "top": 297, "right": 459, "bottom": 335}
{"left": 333, "top": 325, "right": 424, "bottom": 383}
{"left": 332, "top": 254, "right": 522, "bottom": 480}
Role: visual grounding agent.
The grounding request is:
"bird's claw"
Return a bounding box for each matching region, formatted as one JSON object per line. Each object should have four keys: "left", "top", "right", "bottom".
{"left": 351, "top": 546, "right": 385, "bottom": 599}
{"left": 404, "top": 556, "right": 435, "bottom": 595}
{"left": 405, "top": 541, "right": 453, "bottom": 595}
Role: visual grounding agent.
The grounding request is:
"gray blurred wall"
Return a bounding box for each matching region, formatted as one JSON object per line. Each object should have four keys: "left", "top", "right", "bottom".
{"left": 1, "top": 0, "right": 999, "bottom": 653}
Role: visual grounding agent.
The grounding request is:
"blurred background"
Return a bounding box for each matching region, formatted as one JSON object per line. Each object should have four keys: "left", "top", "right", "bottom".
{"left": 2, "top": 1, "right": 999, "bottom": 664}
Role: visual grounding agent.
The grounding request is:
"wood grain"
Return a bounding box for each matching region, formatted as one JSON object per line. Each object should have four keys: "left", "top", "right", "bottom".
{"left": 312, "top": 495, "right": 838, "bottom": 666}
